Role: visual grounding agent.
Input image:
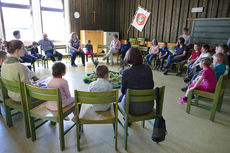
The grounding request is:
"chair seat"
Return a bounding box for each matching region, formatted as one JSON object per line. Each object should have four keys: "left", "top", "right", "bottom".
{"left": 193, "top": 90, "right": 214, "bottom": 99}
{"left": 5, "top": 98, "right": 22, "bottom": 111}
{"left": 79, "top": 104, "right": 115, "bottom": 122}
{"left": 118, "top": 103, "right": 156, "bottom": 122}
{"left": 30, "top": 102, "right": 75, "bottom": 121}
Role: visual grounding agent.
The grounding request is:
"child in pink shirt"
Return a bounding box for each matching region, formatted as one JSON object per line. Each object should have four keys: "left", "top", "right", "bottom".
{"left": 46, "top": 62, "right": 74, "bottom": 111}
{"left": 178, "top": 57, "right": 216, "bottom": 104}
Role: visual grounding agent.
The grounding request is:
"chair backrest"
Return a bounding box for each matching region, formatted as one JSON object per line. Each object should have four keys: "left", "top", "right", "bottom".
{"left": 137, "top": 38, "right": 145, "bottom": 46}
{"left": 139, "top": 46, "right": 149, "bottom": 52}
{"left": 74, "top": 90, "right": 118, "bottom": 116}
{"left": 97, "top": 44, "right": 109, "bottom": 49}
{"left": 125, "top": 86, "right": 165, "bottom": 116}
{"left": 24, "top": 84, "right": 62, "bottom": 113}
{"left": 214, "top": 74, "right": 228, "bottom": 96}
{"left": 129, "top": 38, "right": 137, "bottom": 45}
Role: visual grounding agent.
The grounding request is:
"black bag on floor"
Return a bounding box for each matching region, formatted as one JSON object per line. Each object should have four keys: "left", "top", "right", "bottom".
{"left": 152, "top": 87, "right": 167, "bottom": 143}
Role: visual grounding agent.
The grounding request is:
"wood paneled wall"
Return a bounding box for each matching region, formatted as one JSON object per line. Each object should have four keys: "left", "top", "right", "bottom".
{"left": 69, "top": 0, "right": 230, "bottom": 43}
{"left": 119, "top": 0, "right": 230, "bottom": 43}
{"left": 68, "top": 0, "right": 120, "bottom": 37}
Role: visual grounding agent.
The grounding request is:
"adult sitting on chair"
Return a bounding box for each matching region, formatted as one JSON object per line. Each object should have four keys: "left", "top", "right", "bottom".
{"left": 118, "top": 47, "right": 154, "bottom": 115}
{"left": 68, "top": 32, "right": 85, "bottom": 67}
{"left": 103, "top": 34, "right": 121, "bottom": 65}
{"left": 38, "top": 33, "right": 63, "bottom": 62}
{"left": 163, "top": 37, "right": 188, "bottom": 75}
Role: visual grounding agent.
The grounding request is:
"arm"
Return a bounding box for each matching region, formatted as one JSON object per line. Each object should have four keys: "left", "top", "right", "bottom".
{"left": 63, "top": 80, "right": 71, "bottom": 98}
{"left": 190, "top": 76, "right": 204, "bottom": 90}
{"left": 50, "top": 40, "right": 56, "bottom": 51}
{"left": 69, "top": 43, "right": 77, "bottom": 51}
{"left": 121, "top": 71, "right": 128, "bottom": 95}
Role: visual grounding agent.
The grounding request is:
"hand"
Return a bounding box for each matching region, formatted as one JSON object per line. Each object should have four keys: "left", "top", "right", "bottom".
{"left": 19, "top": 58, "right": 23, "bottom": 62}
{"left": 36, "top": 53, "right": 39, "bottom": 56}
{"left": 53, "top": 51, "right": 56, "bottom": 55}
{"left": 191, "top": 65, "right": 195, "bottom": 69}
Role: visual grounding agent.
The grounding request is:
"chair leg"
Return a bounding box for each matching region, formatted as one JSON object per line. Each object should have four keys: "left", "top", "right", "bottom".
{"left": 142, "top": 120, "right": 145, "bottom": 128}
{"left": 217, "top": 95, "right": 224, "bottom": 112}
{"left": 29, "top": 117, "right": 36, "bottom": 141}
{"left": 22, "top": 109, "right": 31, "bottom": 138}
{"left": 59, "top": 120, "right": 65, "bottom": 151}
{"left": 194, "top": 96, "right": 199, "bottom": 105}
{"left": 124, "top": 118, "right": 128, "bottom": 150}
{"left": 115, "top": 121, "right": 118, "bottom": 150}
{"left": 186, "top": 92, "right": 193, "bottom": 114}
{"left": 210, "top": 98, "right": 219, "bottom": 122}
{"left": 4, "top": 105, "right": 13, "bottom": 127}
{"left": 76, "top": 123, "right": 80, "bottom": 151}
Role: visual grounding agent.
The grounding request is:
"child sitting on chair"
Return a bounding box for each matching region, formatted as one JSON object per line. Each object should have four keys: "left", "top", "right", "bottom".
{"left": 30, "top": 41, "right": 45, "bottom": 60}
{"left": 88, "top": 65, "right": 113, "bottom": 111}
{"left": 85, "top": 40, "right": 94, "bottom": 62}
{"left": 120, "top": 39, "right": 131, "bottom": 70}
{"left": 213, "top": 53, "right": 227, "bottom": 81}
{"left": 178, "top": 57, "right": 216, "bottom": 104}
{"left": 46, "top": 62, "right": 74, "bottom": 111}
{"left": 145, "top": 39, "right": 159, "bottom": 66}
{"left": 153, "top": 41, "right": 169, "bottom": 70}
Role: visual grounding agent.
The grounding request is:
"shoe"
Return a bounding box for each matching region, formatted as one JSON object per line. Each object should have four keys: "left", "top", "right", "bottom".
{"left": 102, "top": 57, "right": 106, "bottom": 61}
{"left": 184, "top": 77, "right": 190, "bottom": 83}
{"left": 83, "top": 64, "right": 85, "bottom": 66}
{"left": 177, "top": 99, "right": 187, "bottom": 104}
{"left": 163, "top": 69, "right": 168, "bottom": 75}
{"left": 176, "top": 72, "right": 181, "bottom": 76}
{"left": 181, "top": 86, "right": 188, "bottom": 92}
{"left": 179, "top": 96, "right": 185, "bottom": 100}
{"left": 71, "top": 64, "right": 78, "bottom": 67}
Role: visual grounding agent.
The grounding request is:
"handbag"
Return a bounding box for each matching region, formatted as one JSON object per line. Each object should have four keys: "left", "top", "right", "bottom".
{"left": 152, "top": 87, "right": 167, "bottom": 143}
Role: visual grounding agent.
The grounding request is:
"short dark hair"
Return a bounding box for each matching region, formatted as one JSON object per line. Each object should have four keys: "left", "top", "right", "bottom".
{"left": 52, "top": 62, "right": 66, "bottom": 77}
{"left": 124, "top": 47, "right": 142, "bottom": 65}
{"left": 183, "top": 27, "right": 189, "bottom": 32}
{"left": 178, "top": 37, "right": 185, "bottom": 44}
{"left": 202, "top": 44, "right": 210, "bottom": 51}
{"left": 113, "top": 34, "right": 118, "bottom": 39}
{"left": 163, "top": 41, "right": 168, "bottom": 45}
{"left": 0, "top": 51, "right": 7, "bottom": 59}
{"left": 13, "top": 30, "right": 20, "bottom": 36}
{"left": 32, "top": 41, "right": 38, "bottom": 46}
{"left": 96, "top": 65, "right": 109, "bottom": 78}
{"left": 218, "top": 44, "right": 229, "bottom": 54}
{"left": 6, "top": 40, "right": 24, "bottom": 54}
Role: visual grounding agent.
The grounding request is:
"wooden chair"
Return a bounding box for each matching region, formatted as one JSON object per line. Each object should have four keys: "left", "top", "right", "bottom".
{"left": 139, "top": 46, "right": 149, "bottom": 63}
{"left": 129, "top": 38, "right": 137, "bottom": 45}
{"left": 24, "top": 84, "right": 75, "bottom": 151}
{"left": 56, "top": 44, "right": 71, "bottom": 64}
{"left": 186, "top": 74, "right": 228, "bottom": 121}
{"left": 96, "top": 44, "right": 109, "bottom": 61}
{"left": 137, "top": 38, "right": 145, "bottom": 46}
{"left": 0, "top": 77, "right": 33, "bottom": 138}
{"left": 74, "top": 90, "right": 119, "bottom": 151}
{"left": 118, "top": 86, "right": 165, "bottom": 150}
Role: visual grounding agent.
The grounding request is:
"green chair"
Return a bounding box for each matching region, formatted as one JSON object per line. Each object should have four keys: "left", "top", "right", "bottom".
{"left": 56, "top": 44, "right": 71, "bottom": 64}
{"left": 24, "top": 83, "right": 75, "bottom": 151}
{"left": 129, "top": 38, "right": 137, "bottom": 45}
{"left": 137, "top": 38, "right": 145, "bottom": 46}
{"left": 186, "top": 74, "right": 228, "bottom": 121}
{"left": 139, "top": 46, "right": 149, "bottom": 62}
{"left": 0, "top": 77, "right": 34, "bottom": 138}
{"left": 118, "top": 86, "right": 165, "bottom": 150}
{"left": 96, "top": 44, "right": 109, "bottom": 61}
{"left": 74, "top": 90, "right": 119, "bottom": 151}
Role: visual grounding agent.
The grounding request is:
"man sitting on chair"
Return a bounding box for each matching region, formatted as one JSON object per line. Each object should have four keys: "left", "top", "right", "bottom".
{"left": 38, "top": 33, "right": 63, "bottom": 62}
{"left": 102, "top": 34, "right": 121, "bottom": 65}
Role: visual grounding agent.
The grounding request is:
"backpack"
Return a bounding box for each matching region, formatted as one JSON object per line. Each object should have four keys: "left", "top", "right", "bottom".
{"left": 152, "top": 87, "right": 167, "bottom": 143}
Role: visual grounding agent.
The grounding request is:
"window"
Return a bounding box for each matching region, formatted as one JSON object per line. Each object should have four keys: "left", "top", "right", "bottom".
{"left": 41, "top": 0, "right": 66, "bottom": 41}
{"left": 41, "top": 11, "right": 65, "bottom": 41}
{"left": 1, "top": 0, "right": 30, "bottom": 5}
{"left": 1, "top": 1, "right": 33, "bottom": 41}
{"left": 0, "top": 0, "right": 68, "bottom": 42}
{"left": 41, "top": 0, "right": 63, "bottom": 9}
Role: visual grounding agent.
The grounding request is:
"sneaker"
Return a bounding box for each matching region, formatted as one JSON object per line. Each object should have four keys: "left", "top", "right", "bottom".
{"left": 179, "top": 96, "right": 185, "bottom": 100}
{"left": 184, "top": 77, "right": 190, "bottom": 83}
{"left": 177, "top": 99, "right": 187, "bottom": 104}
{"left": 163, "top": 69, "right": 168, "bottom": 75}
{"left": 181, "top": 86, "right": 188, "bottom": 92}
{"left": 71, "top": 64, "right": 78, "bottom": 67}
{"left": 176, "top": 72, "right": 181, "bottom": 76}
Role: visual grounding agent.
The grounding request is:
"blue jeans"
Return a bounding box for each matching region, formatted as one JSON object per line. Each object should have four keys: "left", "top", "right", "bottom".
{"left": 45, "top": 50, "right": 62, "bottom": 62}
{"left": 21, "top": 55, "right": 36, "bottom": 64}
{"left": 70, "top": 49, "right": 85, "bottom": 65}
{"left": 154, "top": 55, "right": 168, "bottom": 68}
{"left": 145, "top": 54, "right": 157, "bottom": 65}
{"left": 31, "top": 54, "right": 45, "bottom": 60}
{"left": 165, "top": 55, "right": 185, "bottom": 68}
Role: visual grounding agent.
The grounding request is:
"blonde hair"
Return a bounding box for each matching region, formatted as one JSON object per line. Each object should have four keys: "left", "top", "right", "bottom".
{"left": 200, "top": 57, "right": 212, "bottom": 67}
